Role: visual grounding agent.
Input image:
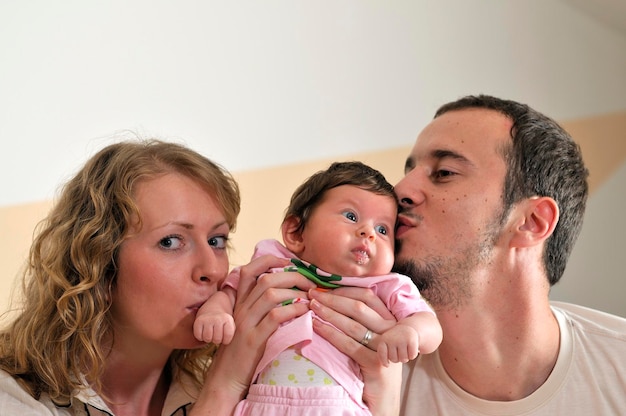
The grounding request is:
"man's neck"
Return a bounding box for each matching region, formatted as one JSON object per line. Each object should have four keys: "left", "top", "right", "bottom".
{"left": 435, "top": 297, "right": 560, "bottom": 401}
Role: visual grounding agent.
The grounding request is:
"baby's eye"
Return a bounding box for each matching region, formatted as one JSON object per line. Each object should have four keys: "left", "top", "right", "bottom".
{"left": 342, "top": 211, "right": 357, "bottom": 222}
{"left": 209, "top": 235, "right": 228, "bottom": 249}
{"left": 160, "top": 235, "right": 183, "bottom": 250}
{"left": 375, "top": 225, "right": 388, "bottom": 236}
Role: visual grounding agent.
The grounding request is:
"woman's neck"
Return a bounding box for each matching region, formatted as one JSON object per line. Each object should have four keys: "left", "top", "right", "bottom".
{"left": 98, "top": 332, "right": 173, "bottom": 416}
{"left": 100, "top": 352, "right": 172, "bottom": 416}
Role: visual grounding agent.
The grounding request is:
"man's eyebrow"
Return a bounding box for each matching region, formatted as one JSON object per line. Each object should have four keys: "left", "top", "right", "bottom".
{"left": 404, "top": 149, "right": 473, "bottom": 173}
{"left": 431, "top": 149, "right": 472, "bottom": 166}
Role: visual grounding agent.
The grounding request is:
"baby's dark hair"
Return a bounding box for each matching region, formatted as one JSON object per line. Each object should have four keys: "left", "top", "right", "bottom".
{"left": 283, "top": 161, "right": 396, "bottom": 234}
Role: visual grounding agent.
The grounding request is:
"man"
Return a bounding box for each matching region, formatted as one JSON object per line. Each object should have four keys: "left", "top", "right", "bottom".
{"left": 311, "top": 95, "right": 626, "bottom": 414}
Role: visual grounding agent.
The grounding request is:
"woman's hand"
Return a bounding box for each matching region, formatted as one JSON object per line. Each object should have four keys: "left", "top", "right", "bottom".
{"left": 191, "top": 256, "right": 316, "bottom": 416}
{"left": 308, "top": 287, "right": 401, "bottom": 416}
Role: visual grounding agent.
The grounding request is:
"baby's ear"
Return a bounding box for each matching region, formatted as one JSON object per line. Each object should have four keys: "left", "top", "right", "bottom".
{"left": 282, "top": 215, "right": 305, "bottom": 254}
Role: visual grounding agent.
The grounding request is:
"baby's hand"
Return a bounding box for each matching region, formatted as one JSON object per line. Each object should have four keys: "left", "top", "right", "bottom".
{"left": 377, "top": 324, "right": 420, "bottom": 367}
{"left": 193, "top": 312, "right": 236, "bottom": 345}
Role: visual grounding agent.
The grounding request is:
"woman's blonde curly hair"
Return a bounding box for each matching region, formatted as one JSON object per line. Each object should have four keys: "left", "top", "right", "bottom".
{"left": 0, "top": 138, "right": 240, "bottom": 404}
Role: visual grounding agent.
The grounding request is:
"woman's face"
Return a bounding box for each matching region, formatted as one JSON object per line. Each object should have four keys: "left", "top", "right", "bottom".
{"left": 112, "top": 172, "right": 231, "bottom": 354}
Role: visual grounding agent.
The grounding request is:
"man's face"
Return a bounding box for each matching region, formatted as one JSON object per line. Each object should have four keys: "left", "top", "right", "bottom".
{"left": 393, "top": 108, "right": 513, "bottom": 310}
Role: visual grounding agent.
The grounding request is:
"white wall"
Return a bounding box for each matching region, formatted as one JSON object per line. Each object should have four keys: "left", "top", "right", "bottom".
{"left": 1, "top": 0, "right": 626, "bottom": 206}
{"left": 1, "top": 1, "right": 625, "bottom": 317}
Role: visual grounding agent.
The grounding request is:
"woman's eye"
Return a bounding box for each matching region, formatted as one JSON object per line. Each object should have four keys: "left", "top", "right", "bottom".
{"left": 159, "top": 235, "right": 183, "bottom": 250}
{"left": 342, "top": 211, "right": 357, "bottom": 222}
{"left": 209, "top": 236, "right": 228, "bottom": 249}
{"left": 375, "top": 225, "right": 388, "bottom": 235}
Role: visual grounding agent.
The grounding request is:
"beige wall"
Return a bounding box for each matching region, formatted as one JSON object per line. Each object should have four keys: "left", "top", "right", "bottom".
{"left": 229, "top": 147, "right": 408, "bottom": 267}
{"left": 2, "top": 111, "right": 625, "bottom": 316}
{"left": 0, "top": 200, "right": 52, "bottom": 317}
{"left": 562, "top": 112, "right": 626, "bottom": 192}
{"left": 231, "top": 110, "right": 626, "bottom": 267}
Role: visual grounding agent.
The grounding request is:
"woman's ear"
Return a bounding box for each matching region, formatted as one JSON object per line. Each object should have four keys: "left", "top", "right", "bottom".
{"left": 511, "top": 196, "right": 559, "bottom": 248}
{"left": 281, "top": 215, "right": 305, "bottom": 254}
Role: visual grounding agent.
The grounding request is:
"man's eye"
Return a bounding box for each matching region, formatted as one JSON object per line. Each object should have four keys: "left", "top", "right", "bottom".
{"left": 160, "top": 235, "right": 183, "bottom": 250}
{"left": 209, "top": 236, "right": 228, "bottom": 249}
{"left": 433, "top": 169, "right": 456, "bottom": 180}
{"left": 375, "top": 225, "right": 388, "bottom": 235}
{"left": 342, "top": 211, "right": 357, "bottom": 222}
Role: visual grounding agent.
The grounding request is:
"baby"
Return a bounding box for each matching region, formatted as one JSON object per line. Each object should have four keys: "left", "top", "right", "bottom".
{"left": 194, "top": 161, "right": 442, "bottom": 415}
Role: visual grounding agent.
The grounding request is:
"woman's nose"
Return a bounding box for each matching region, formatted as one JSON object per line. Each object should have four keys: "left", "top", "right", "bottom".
{"left": 194, "top": 267, "right": 218, "bottom": 283}
{"left": 193, "top": 248, "right": 225, "bottom": 284}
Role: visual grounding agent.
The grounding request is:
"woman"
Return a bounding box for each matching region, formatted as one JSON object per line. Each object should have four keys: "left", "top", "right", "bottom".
{"left": 0, "top": 138, "right": 398, "bottom": 415}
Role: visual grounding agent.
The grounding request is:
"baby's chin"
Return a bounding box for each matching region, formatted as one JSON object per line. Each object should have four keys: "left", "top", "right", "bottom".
{"left": 333, "top": 263, "right": 390, "bottom": 278}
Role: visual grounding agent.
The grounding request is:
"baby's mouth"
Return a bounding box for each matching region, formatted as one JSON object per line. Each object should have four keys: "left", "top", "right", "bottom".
{"left": 354, "top": 249, "right": 369, "bottom": 265}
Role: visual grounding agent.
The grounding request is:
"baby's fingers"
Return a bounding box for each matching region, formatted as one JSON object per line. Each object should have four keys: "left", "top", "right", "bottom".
{"left": 377, "top": 342, "right": 390, "bottom": 368}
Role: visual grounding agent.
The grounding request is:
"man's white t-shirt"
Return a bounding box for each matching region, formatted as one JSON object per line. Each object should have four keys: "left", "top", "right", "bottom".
{"left": 401, "top": 301, "right": 626, "bottom": 415}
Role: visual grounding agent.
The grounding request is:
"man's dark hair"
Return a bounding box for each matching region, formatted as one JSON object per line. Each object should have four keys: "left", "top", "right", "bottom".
{"left": 436, "top": 95, "right": 589, "bottom": 285}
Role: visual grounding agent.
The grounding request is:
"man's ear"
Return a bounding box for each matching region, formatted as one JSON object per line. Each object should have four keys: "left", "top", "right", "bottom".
{"left": 511, "top": 197, "right": 559, "bottom": 248}
{"left": 281, "top": 215, "right": 305, "bottom": 254}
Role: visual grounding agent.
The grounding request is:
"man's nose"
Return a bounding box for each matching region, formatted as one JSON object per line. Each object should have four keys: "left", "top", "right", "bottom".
{"left": 395, "top": 169, "right": 426, "bottom": 207}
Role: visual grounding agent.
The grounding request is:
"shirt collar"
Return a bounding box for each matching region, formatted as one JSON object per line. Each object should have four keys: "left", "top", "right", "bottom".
{"left": 73, "top": 371, "right": 199, "bottom": 416}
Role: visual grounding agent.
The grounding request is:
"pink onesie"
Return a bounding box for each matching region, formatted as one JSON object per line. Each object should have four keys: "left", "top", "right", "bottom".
{"left": 225, "top": 239, "right": 434, "bottom": 416}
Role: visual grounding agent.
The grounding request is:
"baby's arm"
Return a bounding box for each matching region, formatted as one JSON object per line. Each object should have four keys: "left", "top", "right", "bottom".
{"left": 377, "top": 311, "right": 442, "bottom": 366}
{"left": 193, "top": 286, "right": 237, "bottom": 345}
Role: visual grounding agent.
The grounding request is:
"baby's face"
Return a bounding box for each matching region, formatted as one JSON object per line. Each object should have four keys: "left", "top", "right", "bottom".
{"left": 298, "top": 185, "right": 397, "bottom": 277}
